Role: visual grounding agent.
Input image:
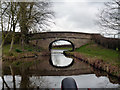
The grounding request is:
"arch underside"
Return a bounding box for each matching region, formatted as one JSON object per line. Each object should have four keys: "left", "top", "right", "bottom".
{"left": 49, "top": 39, "right": 75, "bottom": 51}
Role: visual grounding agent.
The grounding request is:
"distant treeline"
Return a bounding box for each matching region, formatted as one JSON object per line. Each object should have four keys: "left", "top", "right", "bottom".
{"left": 52, "top": 45, "right": 72, "bottom": 48}
{"left": 92, "top": 35, "right": 120, "bottom": 50}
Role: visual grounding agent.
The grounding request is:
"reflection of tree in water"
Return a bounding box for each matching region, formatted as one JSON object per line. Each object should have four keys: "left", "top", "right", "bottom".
{"left": 2, "top": 60, "right": 51, "bottom": 88}
{"left": 0, "top": 58, "right": 2, "bottom": 75}
{"left": 2, "top": 63, "right": 50, "bottom": 88}
{"left": 2, "top": 64, "right": 30, "bottom": 89}
{"left": 19, "top": 65, "right": 30, "bottom": 88}
{"left": 2, "top": 65, "right": 16, "bottom": 89}
{"left": 29, "top": 76, "right": 50, "bottom": 88}
{"left": 2, "top": 76, "right": 10, "bottom": 89}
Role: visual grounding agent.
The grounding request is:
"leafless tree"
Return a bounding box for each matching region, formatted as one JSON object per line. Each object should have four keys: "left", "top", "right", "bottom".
{"left": 0, "top": 2, "right": 20, "bottom": 52}
{"left": 9, "top": 2, "right": 20, "bottom": 52}
{"left": 0, "top": 2, "right": 11, "bottom": 48}
{"left": 19, "top": 1, "right": 54, "bottom": 49}
{"left": 0, "top": 1, "right": 54, "bottom": 50}
{"left": 97, "top": 0, "right": 120, "bottom": 35}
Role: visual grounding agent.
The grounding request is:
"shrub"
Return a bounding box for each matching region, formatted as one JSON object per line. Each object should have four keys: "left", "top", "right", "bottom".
{"left": 92, "top": 35, "right": 120, "bottom": 50}
{"left": 15, "top": 49, "right": 22, "bottom": 53}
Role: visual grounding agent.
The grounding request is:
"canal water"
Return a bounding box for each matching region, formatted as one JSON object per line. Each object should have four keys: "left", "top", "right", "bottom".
{"left": 50, "top": 49, "right": 73, "bottom": 67}
{"left": 1, "top": 49, "right": 120, "bottom": 89}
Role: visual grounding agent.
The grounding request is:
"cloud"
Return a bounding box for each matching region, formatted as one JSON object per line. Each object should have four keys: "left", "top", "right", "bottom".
{"left": 50, "top": 0, "right": 106, "bottom": 33}
{"left": 51, "top": 0, "right": 112, "bottom": 2}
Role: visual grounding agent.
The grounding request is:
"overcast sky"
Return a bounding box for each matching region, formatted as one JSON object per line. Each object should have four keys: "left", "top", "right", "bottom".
{"left": 50, "top": 0, "right": 112, "bottom": 34}
{"left": 1, "top": 0, "right": 114, "bottom": 34}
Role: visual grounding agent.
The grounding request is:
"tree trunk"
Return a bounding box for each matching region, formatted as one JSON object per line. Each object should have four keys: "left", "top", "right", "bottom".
{"left": 9, "top": 25, "right": 15, "bottom": 52}
{"left": 10, "top": 65, "right": 16, "bottom": 89}
{"left": 0, "top": 39, "right": 5, "bottom": 49}
{"left": 9, "top": 32, "right": 15, "bottom": 52}
{"left": 0, "top": 33, "right": 9, "bottom": 49}
{"left": 21, "top": 34, "right": 25, "bottom": 51}
{"left": 20, "top": 66, "right": 30, "bottom": 88}
{"left": 2, "top": 76, "right": 10, "bottom": 89}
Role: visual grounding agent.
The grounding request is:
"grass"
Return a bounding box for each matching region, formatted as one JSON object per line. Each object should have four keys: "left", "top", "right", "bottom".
{"left": 75, "top": 43, "right": 120, "bottom": 67}
{"left": 3, "top": 44, "right": 43, "bottom": 56}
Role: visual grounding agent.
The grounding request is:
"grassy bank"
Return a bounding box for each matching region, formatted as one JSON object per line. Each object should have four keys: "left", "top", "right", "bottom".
{"left": 3, "top": 44, "right": 43, "bottom": 56}
{"left": 75, "top": 43, "right": 120, "bottom": 67}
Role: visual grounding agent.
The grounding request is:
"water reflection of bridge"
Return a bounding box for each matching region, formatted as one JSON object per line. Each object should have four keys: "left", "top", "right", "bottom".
{"left": 2, "top": 56, "right": 93, "bottom": 76}
{"left": 2, "top": 54, "right": 120, "bottom": 85}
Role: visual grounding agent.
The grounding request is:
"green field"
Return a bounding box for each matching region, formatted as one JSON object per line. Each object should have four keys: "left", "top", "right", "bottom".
{"left": 3, "top": 44, "right": 43, "bottom": 56}
{"left": 75, "top": 43, "right": 120, "bottom": 67}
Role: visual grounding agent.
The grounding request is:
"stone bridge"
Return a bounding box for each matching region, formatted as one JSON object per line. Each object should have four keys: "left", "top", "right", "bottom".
{"left": 28, "top": 32, "right": 97, "bottom": 51}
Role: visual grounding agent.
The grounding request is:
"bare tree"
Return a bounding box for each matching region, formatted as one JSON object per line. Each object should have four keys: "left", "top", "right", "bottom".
{"left": 97, "top": 0, "right": 120, "bottom": 35}
{"left": 0, "top": 2, "right": 20, "bottom": 52}
{"left": 19, "top": 1, "right": 54, "bottom": 49}
{"left": 9, "top": 2, "right": 20, "bottom": 52}
{"left": 0, "top": 2, "right": 11, "bottom": 48}
{"left": 0, "top": 1, "right": 54, "bottom": 51}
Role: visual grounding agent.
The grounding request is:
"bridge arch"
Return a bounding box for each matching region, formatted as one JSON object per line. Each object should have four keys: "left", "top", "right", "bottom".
{"left": 29, "top": 32, "right": 93, "bottom": 51}
{"left": 49, "top": 39, "right": 75, "bottom": 51}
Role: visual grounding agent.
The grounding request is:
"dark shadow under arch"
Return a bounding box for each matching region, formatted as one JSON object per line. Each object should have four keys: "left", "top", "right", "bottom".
{"left": 49, "top": 39, "right": 75, "bottom": 51}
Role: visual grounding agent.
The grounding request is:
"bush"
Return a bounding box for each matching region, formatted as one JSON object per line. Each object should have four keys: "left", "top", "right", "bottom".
{"left": 3, "top": 32, "right": 21, "bottom": 45}
{"left": 28, "top": 49, "right": 32, "bottom": 51}
{"left": 8, "top": 52, "right": 14, "bottom": 56}
{"left": 92, "top": 35, "right": 120, "bottom": 50}
{"left": 15, "top": 49, "right": 22, "bottom": 53}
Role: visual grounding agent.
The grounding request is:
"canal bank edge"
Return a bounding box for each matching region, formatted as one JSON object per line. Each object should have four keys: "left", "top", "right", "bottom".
{"left": 64, "top": 51, "right": 120, "bottom": 79}
{"left": 2, "top": 51, "right": 50, "bottom": 61}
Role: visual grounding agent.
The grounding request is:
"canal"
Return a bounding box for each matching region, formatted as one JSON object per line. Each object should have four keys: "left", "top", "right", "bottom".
{"left": 1, "top": 49, "right": 120, "bottom": 89}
